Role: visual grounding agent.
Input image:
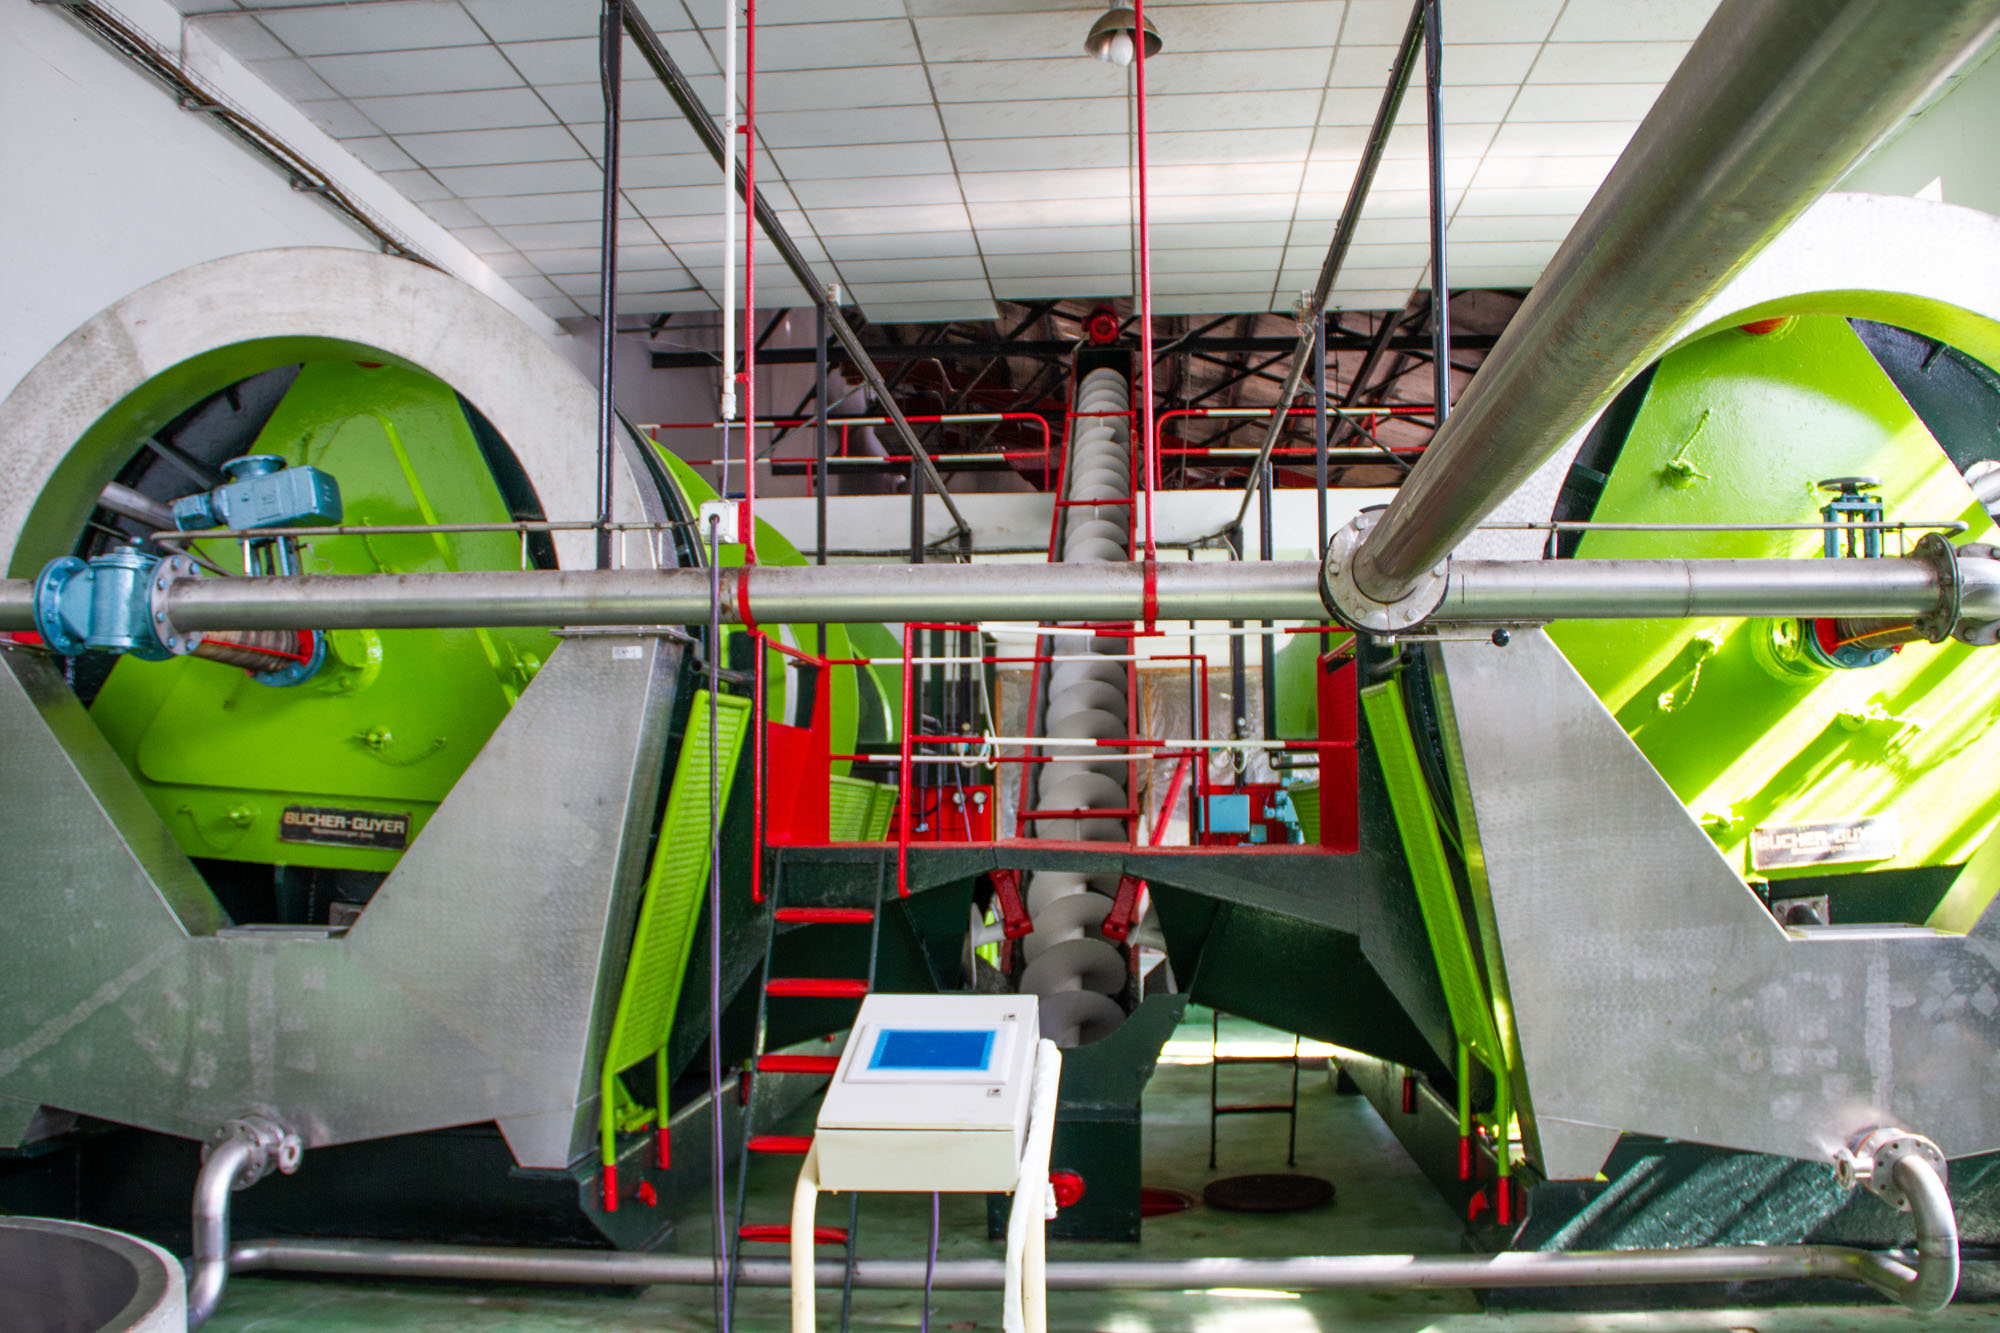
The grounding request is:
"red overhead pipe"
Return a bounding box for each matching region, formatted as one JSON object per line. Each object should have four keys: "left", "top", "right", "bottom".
{"left": 1134, "top": 0, "right": 1158, "bottom": 562}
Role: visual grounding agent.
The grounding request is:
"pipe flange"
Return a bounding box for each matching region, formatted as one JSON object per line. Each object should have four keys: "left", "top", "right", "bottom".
{"left": 1320, "top": 510, "right": 1449, "bottom": 634}
{"left": 1911, "top": 532, "right": 1961, "bottom": 644}
{"left": 204, "top": 1115, "right": 302, "bottom": 1189}
{"left": 1835, "top": 1126, "right": 1946, "bottom": 1210}
{"left": 1952, "top": 542, "right": 2000, "bottom": 647}
{"left": 147, "top": 553, "right": 204, "bottom": 656}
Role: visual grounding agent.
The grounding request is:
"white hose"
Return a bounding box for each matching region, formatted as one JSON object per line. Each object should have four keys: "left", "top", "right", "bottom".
{"left": 1004, "top": 1038, "right": 1063, "bottom": 1333}
{"left": 789, "top": 1143, "right": 822, "bottom": 1332}
{"left": 1023, "top": 367, "right": 1135, "bottom": 1048}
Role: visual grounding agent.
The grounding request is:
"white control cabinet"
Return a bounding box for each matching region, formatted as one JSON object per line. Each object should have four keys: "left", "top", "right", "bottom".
{"left": 814, "top": 993, "right": 1041, "bottom": 1194}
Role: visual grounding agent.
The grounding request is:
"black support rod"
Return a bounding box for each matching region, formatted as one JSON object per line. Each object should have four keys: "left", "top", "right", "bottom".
{"left": 593, "top": 0, "right": 624, "bottom": 571}
{"left": 814, "top": 302, "right": 829, "bottom": 567}
{"left": 620, "top": 3, "right": 970, "bottom": 546}
{"left": 1423, "top": 0, "right": 1450, "bottom": 437}
{"left": 1233, "top": 0, "right": 1426, "bottom": 530}
{"left": 648, "top": 333, "right": 1498, "bottom": 369}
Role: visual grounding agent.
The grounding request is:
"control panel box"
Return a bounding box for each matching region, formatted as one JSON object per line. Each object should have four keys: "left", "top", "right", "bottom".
{"left": 814, "top": 993, "right": 1040, "bottom": 1193}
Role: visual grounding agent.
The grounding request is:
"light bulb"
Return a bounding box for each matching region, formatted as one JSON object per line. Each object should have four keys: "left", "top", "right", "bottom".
{"left": 1105, "top": 30, "right": 1135, "bottom": 66}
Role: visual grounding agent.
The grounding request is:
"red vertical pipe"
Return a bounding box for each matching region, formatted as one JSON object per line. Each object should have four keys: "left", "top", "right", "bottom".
{"left": 744, "top": 0, "right": 756, "bottom": 556}
{"left": 898, "top": 624, "right": 915, "bottom": 897}
{"left": 751, "top": 630, "right": 766, "bottom": 903}
{"left": 1133, "top": 0, "right": 1157, "bottom": 561}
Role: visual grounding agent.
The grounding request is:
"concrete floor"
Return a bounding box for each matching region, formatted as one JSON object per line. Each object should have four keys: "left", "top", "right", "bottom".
{"left": 205, "top": 1011, "right": 1988, "bottom": 1331}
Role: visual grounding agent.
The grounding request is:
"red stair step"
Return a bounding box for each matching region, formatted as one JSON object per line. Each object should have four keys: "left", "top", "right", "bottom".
{"left": 740, "top": 1224, "right": 848, "bottom": 1245}
{"left": 766, "top": 977, "right": 869, "bottom": 999}
{"left": 747, "top": 1134, "right": 815, "bottom": 1155}
{"left": 757, "top": 1054, "right": 841, "bottom": 1074}
{"left": 774, "top": 907, "right": 875, "bottom": 925}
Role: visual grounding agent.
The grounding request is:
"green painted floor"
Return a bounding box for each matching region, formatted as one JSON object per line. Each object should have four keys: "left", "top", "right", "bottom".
{"left": 205, "top": 1012, "right": 1991, "bottom": 1332}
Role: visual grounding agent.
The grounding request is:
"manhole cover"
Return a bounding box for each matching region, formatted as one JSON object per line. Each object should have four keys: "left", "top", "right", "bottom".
{"left": 1140, "top": 1186, "right": 1200, "bottom": 1217}
{"left": 1202, "top": 1173, "right": 1336, "bottom": 1213}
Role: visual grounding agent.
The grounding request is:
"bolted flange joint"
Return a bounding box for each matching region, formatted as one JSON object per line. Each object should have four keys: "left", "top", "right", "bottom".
{"left": 1319, "top": 509, "right": 1450, "bottom": 635}
{"left": 1834, "top": 1126, "right": 1946, "bottom": 1210}
{"left": 204, "top": 1114, "right": 303, "bottom": 1190}
{"left": 1952, "top": 542, "right": 2000, "bottom": 647}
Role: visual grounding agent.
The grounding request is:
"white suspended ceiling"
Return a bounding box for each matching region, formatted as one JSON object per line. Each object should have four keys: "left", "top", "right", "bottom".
{"left": 168, "top": 0, "right": 1723, "bottom": 324}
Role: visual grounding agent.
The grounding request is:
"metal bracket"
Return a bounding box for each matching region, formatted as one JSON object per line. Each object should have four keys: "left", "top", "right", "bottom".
{"left": 990, "top": 868, "right": 1033, "bottom": 940}
{"left": 203, "top": 1115, "right": 303, "bottom": 1190}
{"left": 1911, "top": 532, "right": 1961, "bottom": 644}
{"left": 1320, "top": 510, "right": 1450, "bottom": 634}
{"left": 1834, "top": 1126, "right": 1946, "bottom": 1210}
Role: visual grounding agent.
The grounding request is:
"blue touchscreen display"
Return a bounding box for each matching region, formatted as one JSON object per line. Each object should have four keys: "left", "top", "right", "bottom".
{"left": 868, "top": 1028, "right": 995, "bottom": 1072}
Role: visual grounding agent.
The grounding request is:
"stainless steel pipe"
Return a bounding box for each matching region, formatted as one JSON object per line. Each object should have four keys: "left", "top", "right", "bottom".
{"left": 226, "top": 1234, "right": 1948, "bottom": 1307}
{"left": 186, "top": 1135, "right": 254, "bottom": 1329}
{"left": 0, "top": 553, "right": 1991, "bottom": 634}
{"left": 1350, "top": 0, "right": 2000, "bottom": 604}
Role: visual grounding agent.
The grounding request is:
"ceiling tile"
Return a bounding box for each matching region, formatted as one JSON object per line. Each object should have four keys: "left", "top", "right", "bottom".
{"left": 396, "top": 125, "right": 589, "bottom": 169}
{"left": 835, "top": 255, "right": 990, "bottom": 282}
{"left": 928, "top": 57, "right": 1125, "bottom": 104}
{"left": 712, "top": 18, "right": 922, "bottom": 70}
{"left": 1147, "top": 3, "right": 1344, "bottom": 52}
{"left": 748, "top": 65, "right": 936, "bottom": 112}
{"left": 620, "top": 153, "right": 726, "bottom": 188}
{"left": 310, "top": 45, "right": 521, "bottom": 99}
{"left": 795, "top": 203, "right": 973, "bottom": 236}
{"left": 258, "top": 3, "right": 487, "bottom": 56}
{"left": 958, "top": 168, "right": 1129, "bottom": 203}
{"left": 1148, "top": 90, "right": 1323, "bottom": 132}
{"left": 856, "top": 299, "right": 1000, "bottom": 323}
{"left": 1155, "top": 126, "right": 1315, "bottom": 166}
{"left": 1440, "top": 0, "right": 1566, "bottom": 44}
{"left": 844, "top": 278, "right": 994, "bottom": 305}
{"left": 753, "top": 106, "right": 945, "bottom": 149}
{"left": 767, "top": 140, "right": 958, "bottom": 179}
{"left": 1142, "top": 48, "right": 1332, "bottom": 96}
{"left": 1447, "top": 213, "right": 1576, "bottom": 243}
{"left": 1448, "top": 265, "right": 1545, "bottom": 289}
{"left": 1552, "top": 0, "right": 1723, "bottom": 43}
{"left": 460, "top": 0, "right": 604, "bottom": 43}
{"left": 420, "top": 199, "right": 490, "bottom": 230}
{"left": 790, "top": 174, "right": 967, "bottom": 207}
{"left": 824, "top": 230, "right": 983, "bottom": 261}
{"left": 1150, "top": 219, "right": 1292, "bottom": 248}
{"left": 1451, "top": 185, "right": 1600, "bottom": 216}
{"left": 950, "top": 135, "right": 1127, "bottom": 172}
{"left": 1529, "top": 42, "right": 1691, "bottom": 85}
{"left": 350, "top": 87, "right": 556, "bottom": 135}
{"left": 992, "top": 275, "right": 1134, "bottom": 301}
{"left": 470, "top": 191, "right": 602, "bottom": 226}
{"left": 913, "top": 13, "right": 1095, "bottom": 63}
{"left": 940, "top": 98, "right": 1127, "bottom": 139}
{"left": 970, "top": 197, "right": 1128, "bottom": 230}
{"left": 1446, "top": 239, "right": 1561, "bottom": 267}
{"left": 984, "top": 250, "right": 1132, "bottom": 279}
{"left": 1471, "top": 155, "right": 1617, "bottom": 190}
{"left": 1321, "top": 83, "right": 1516, "bottom": 126}
{"left": 1506, "top": 83, "right": 1665, "bottom": 122}
{"left": 978, "top": 223, "right": 1131, "bottom": 254}
{"left": 432, "top": 158, "right": 606, "bottom": 196}
{"left": 1486, "top": 120, "right": 1639, "bottom": 158}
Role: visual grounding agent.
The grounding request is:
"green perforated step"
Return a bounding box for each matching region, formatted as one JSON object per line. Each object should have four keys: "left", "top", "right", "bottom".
{"left": 598, "top": 689, "right": 752, "bottom": 1179}
{"left": 1362, "top": 676, "right": 1513, "bottom": 1178}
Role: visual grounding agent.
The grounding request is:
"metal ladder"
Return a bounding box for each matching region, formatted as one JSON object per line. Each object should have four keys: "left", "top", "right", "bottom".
{"left": 725, "top": 854, "right": 887, "bottom": 1331}
{"left": 1208, "top": 1008, "right": 1301, "bottom": 1168}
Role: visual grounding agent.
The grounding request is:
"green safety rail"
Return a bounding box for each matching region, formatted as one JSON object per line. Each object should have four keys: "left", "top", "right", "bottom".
{"left": 1361, "top": 677, "right": 1514, "bottom": 1189}
{"left": 598, "top": 689, "right": 752, "bottom": 1192}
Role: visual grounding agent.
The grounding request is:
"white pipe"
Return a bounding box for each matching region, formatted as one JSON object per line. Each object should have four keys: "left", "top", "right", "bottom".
{"left": 719, "top": 0, "right": 738, "bottom": 428}
{"left": 1004, "top": 1038, "right": 1062, "bottom": 1333}
{"left": 789, "top": 1142, "right": 822, "bottom": 1332}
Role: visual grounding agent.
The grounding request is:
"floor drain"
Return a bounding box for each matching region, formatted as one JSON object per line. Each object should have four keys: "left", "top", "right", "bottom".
{"left": 1202, "top": 1173, "right": 1336, "bottom": 1213}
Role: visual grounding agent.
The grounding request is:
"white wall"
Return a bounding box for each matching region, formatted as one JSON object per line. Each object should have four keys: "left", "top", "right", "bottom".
{"left": 0, "top": 0, "right": 556, "bottom": 399}
{"left": 1842, "top": 43, "right": 2000, "bottom": 215}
